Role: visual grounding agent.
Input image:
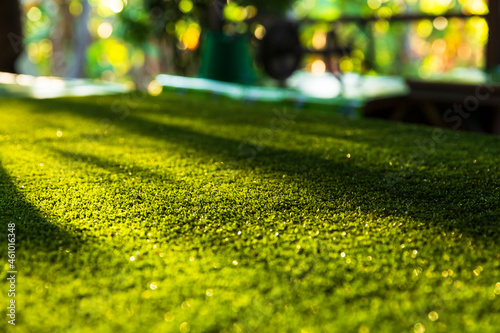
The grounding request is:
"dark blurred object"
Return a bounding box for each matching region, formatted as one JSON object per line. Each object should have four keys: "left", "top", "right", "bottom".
{"left": 258, "top": 19, "right": 352, "bottom": 81}
{"left": 258, "top": 20, "right": 302, "bottom": 81}
{"left": 486, "top": 0, "right": 500, "bottom": 73}
{"left": 208, "top": 0, "right": 226, "bottom": 31}
{"left": 199, "top": 32, "right": 255, "bottom": 84}
{"left": 0, "top": 0, "right": 23, "bottom": 73}
{"left": 406, "top": 79, "right": 500, "bottom": 135}
{"left": 199, "top": 0, "right": 256, "bottom": 84}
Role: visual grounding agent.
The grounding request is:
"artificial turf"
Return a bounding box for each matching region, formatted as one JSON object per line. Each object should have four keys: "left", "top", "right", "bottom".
{"left": 0, "top": 92, "right": 499, "bottom": 333}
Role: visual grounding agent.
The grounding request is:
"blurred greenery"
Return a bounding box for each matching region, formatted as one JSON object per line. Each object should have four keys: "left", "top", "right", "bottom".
{"left": 19, "top": 0, "right": 489, "bottom": 84}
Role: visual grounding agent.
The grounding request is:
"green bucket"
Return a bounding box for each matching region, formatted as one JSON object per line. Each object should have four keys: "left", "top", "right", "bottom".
{"left": 198, "top": 31, "right": 256, "bottom": 85}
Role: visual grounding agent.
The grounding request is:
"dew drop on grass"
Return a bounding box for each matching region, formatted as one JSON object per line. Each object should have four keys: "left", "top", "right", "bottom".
{"left": 494, "top": 283, "right": 500, "bottom": 295}
{"left": 180, "top": 322, "right": 190, "bottom": 332}
{"left": 130, "top": 256, "right": 135, "bottom": 261}
{"left": 413, "top": 322, "right": 425, "bottom": 333}
{"left": 150, "top": 282, "right": 157, "bottom": 290}
{"left": 164, "top": 312, "right": 175, "bottom": 322}
{"left": 358, "top": 325, "right": 369, "bottom": 333}
{"left": 428, "top": 311, "right": 438, "bottom": 321}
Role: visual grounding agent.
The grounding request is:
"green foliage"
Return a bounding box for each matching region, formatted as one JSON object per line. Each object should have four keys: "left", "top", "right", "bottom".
{"left": 115, "top": 6, "right": 152, "bottom": 44}
{"left": 0, "top": 93, "right": 499, "bottom": 332}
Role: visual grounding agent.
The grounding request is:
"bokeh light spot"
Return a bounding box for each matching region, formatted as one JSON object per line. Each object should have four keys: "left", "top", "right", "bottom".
{"left": 433, "top": 16, "right": 448, "bottom": 30}
{"left": 312, "top": 31, "right": 327, "bottom": 50}
{"left": 182, "top": 26, "right": 200, "bottom": 50}
{"left": 311, "top": 59, "right": 326, "bottom": 74}
{"left": 69, "top": 1, "right": 83, "bottom": 16}
{"left": 417, "top": 20, "right": 433, "bottom": 38}
{"left": 148, "top": 80, "right": 163, "bottom": 96}
{"left": 97, "top": 22, "right": 113, "bottom": 39}
{"left": 179, "top": 0, "right": 194, "bottom": 14}
{"left": 27, "top": 7, "right": 42, "bottom": 22}
{"left": 254, "top": 25, "right": 266, "bottom": 40}
{"left": 108, "top": 0, "right": 124, "bottom": 13}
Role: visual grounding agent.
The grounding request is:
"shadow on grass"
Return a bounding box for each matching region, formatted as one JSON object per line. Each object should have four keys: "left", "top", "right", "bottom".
{"left": 0, "top": 161, "right": 84, "bottom": 255}
{"left": 0, "top": 160, "right": 124, "bottom": 285}
{"left": 0, "top": 160, "right": 158, "bottom": 330}
{"left": 50, "top": 147, "right": 176, "bottom": 185}
{"left": 21, "top": 96, "right": 500, "bottom": 240}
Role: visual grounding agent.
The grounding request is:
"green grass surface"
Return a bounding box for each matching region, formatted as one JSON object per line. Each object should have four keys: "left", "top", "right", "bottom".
{"left": 0, "top": 92, "right": 499, "bottom": 333}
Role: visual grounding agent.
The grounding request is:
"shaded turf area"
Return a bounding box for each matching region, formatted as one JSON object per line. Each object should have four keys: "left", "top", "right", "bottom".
{"left": 0, "top": 92, "right": 499, "bottom": 332}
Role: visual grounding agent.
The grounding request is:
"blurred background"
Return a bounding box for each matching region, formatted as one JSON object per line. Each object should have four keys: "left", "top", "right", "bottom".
{"left": 2, "top": 0, "right": 499, "bottom": 133}
{"left": 0, "top": 0, "right": 492, "bottom": 86}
